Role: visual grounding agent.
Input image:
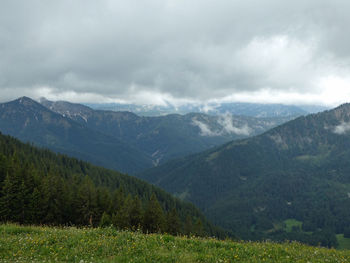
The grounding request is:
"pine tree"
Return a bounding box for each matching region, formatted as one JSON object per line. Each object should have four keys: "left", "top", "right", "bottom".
{"left": 0, "top": 173, "right": 14, "bottom": 221}
{"left": 18, "top": 180, "right": 30, "bottom": 223}
{"left": 0, "top": 169, "right": 22, "bottom": 222}
{"left": 166, "top": 208, "right": 181, "bottom": 235}
{"left": 110, "top": 188, "right": 125, "bottom": 215}
{"left": 76, "top": 176, "right": 98, "bottom": 226}
{"left": 143, "top": 193, "right": 165, "bottom": 233}
{"left": 184, "top": 215, "right": 193, "bottom": 236}
{"left": 0, "top": 153, "right": 7, "bottom": 186}
{"left": 30, "top": 187, "right": 43, "bottom": 223}
{"left": 113, "top": 194, "right": 132, "bottom": 229}
{"left": 194, "top": 218, "right": 204, "bottom": 237}
{"left": 129, "top": 196, "right": 143, "bottom": 230}
{"left": 96, "top": 188, "right": 112, "bottom": 220}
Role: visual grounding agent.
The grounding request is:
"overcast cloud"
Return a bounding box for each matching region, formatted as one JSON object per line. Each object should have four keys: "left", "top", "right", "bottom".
{"left": 1, "top": 0, "right": 350, "bottom": 106}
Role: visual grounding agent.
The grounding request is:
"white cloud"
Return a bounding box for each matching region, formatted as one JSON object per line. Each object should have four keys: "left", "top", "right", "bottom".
{"left": 333, "top": 122, "right": 350, "bottom": 135}
{"left": 192, "top": 118, "right": 219, "bottom": 137}
{"left": 192, "top": 114, "right": 251, "bottom": 137}
{"left": 217, "top": 114, "right": 251, "bottom": 136}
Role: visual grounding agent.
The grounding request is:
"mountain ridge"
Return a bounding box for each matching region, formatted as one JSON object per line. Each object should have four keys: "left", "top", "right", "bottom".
{"left": 0, "top": 97, "right": 153, "bottom": 173}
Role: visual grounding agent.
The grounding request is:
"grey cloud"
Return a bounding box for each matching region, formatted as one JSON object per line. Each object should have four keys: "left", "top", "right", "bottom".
{"left": 1, "top": 0, "right": 350, "bottom": 104}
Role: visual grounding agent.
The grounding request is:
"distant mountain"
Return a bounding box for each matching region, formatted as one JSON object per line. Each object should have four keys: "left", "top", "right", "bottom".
{"left": 0, "top": 97, "right": 153, "bottom": 173}
{"left": 139, "top": 104, "right": 350, "bottom": 246}
{"left": 210, "top": 102, "right": 308, "bottom": 117}
{"left": 41, "top": 98, "right": 296, "bottom": 164}
{"left": 85, "top": 101, "right": 325, "bottom": 117}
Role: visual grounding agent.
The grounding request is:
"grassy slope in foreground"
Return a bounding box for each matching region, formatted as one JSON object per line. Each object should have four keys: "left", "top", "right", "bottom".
{"left": 1, "top": 224, "right": 350, "bottom": 263}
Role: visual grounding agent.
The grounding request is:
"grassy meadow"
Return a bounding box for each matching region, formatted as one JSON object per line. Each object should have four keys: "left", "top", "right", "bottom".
{"left": 1, "top": 224, "right": 350, "bottom": 263}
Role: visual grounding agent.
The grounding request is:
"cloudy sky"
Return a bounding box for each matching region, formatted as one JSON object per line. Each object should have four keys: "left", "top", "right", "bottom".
{"left": 1, "top": 0, "right": 350, "bottom": 106}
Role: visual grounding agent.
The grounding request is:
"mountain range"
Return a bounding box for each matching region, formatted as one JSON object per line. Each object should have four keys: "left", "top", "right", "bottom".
{"left": 85, "top": 101, "right": 326, "bottom": 117}
{"left": 139, "top": 103, "right": 350, "bottom": 245}
{"left": 39, "top": 98, "right": 294, "bottom": 166}
{"left": 0, "top": 97, "right": 295, "bottom": 174}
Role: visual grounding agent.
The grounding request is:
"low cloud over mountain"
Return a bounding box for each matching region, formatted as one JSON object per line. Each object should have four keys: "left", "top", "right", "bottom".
{"left": 192, "top": 114, "right": 251, "bottom": 137}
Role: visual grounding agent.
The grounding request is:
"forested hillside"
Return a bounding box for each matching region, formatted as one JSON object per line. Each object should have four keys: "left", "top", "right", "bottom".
{"left": 0, "top": 132, "right": 225, "bottom": 237}
{"left": 140, "top": 103, "right": 350, "bottom": 247}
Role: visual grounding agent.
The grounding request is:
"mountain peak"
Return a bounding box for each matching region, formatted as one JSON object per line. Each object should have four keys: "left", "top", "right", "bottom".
{"left": 16, "top": 96, "right": 37, "bottom": 104}
{"left": 11, "top": 96, "right": 47, "bottom": 109}
{"left": 1, "top": 97, "right": 52, "bottom": 114}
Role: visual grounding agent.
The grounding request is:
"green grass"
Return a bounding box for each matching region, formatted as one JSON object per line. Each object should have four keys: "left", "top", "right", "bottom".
{"left": 337, "top": 234, "right": 350, "bottom": 250}
{"left": 284, "top": 219, "right": 303, "bottom": 233}
{"left": 1, "top": 224, "right": 350, "bottom": 262}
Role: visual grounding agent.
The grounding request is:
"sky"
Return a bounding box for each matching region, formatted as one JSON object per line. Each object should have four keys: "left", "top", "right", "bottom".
{"left": 1, "top": 0, "right": 350, "bottom": 106}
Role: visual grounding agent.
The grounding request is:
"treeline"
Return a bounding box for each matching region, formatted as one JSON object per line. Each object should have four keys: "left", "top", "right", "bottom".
{"left": 0, "top": 133, "right": 225, "bottom": 237}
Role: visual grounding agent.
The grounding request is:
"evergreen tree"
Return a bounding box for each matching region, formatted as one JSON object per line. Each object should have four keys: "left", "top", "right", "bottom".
{"left": 113, "top": 194, "right": 131, "bottom": 229}
{"left": 143, "top": 193, "right": 165, "bottom": 233}
{"left": 76, "top": 176, "right": 98, "bottom": 226}
{"left": 166, "top": 208, "right": 181, "bottom": 235}
{"left": 0, "top": 174, "right": 14, "bottom": 221}
{"left": 0, "top": 154, "right": 7, "bottom": 186}
{"left": 110, "top": 188, "right": 125, "bottom": 215}
{"left": 96, "top": 188, "right": 112, "bottom": 220}
{"left": 18, "top": 180, "right": 30, "bottom": 223}
{"left": 0, "top": 170, "right": 23, "bottom": 222}
{"left": 30, "top": 187, "right": 43, "bottom": 223}
{"left": 129, "top": 196, "right": 143, "bottom": 230}
{"left": 194, "top": 218, "right": 204, "bottom": 237}
{"left": 184, "top": 215, "right": 193, "bottom": 236}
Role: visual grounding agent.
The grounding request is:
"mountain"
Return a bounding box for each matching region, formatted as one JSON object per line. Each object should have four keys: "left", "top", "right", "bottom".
{"left": 85, "top": 101, "right": 320, "bottom": 117}
{"left": 210, "top": 102, "right": 308, "bottom": 117}
{"left": 139, "top": 103, "right": 350, "bottom": 246}
{"left": 0, "top": 132, "right": 224, "bottom": 237}
{"left": 41, "top": 98, "right": 296, "bottom": 164}
{"left": 0, "top": 97, "right": 153, "bottom": 173}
